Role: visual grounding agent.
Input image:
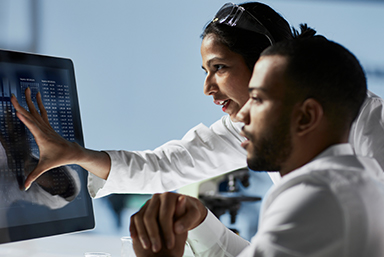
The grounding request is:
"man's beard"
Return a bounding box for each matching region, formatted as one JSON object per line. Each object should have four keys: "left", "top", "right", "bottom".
{"left": 247, "top": 115, "right": 292, "bottom": 172}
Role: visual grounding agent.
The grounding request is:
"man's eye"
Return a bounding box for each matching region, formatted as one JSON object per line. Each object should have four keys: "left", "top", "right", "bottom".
{"left": 251, "top": 97, "right": 262, "bottom": 103}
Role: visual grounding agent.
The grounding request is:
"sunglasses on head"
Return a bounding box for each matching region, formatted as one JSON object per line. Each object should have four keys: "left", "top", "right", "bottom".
{"left": 213, "top": 2, "right": 275, "bottom": 46}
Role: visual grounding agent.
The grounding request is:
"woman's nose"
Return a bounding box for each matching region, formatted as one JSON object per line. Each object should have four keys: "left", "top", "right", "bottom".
{"left": 204, "top": 74, "right": 218, "bottom": 96}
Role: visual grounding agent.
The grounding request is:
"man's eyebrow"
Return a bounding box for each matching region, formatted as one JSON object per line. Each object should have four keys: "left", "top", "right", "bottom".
{"left": 248, "top": 87, "right": 268, "bottom": 93}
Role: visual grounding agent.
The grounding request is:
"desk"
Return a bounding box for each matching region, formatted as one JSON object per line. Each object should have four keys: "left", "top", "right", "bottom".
{"left": 0, "top": 232, "right": 122, "bottom": 257}
{"left": 0, "top": 231, "right": 194, "bottom": 257}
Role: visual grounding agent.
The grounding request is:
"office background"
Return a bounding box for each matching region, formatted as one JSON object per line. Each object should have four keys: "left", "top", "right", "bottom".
{"left": 1, "top": 0, "right": 384, "bottom": 237}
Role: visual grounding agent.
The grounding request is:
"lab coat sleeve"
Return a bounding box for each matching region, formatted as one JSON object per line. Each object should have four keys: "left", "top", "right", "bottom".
{"left": 349, "top": 90, "right": 384, "bottom": 171}
{"left": 88, "top": 117, "right": 247, "bottom": 198}
{"left": 187, "top": 209, "right": 250, "bottom": 257}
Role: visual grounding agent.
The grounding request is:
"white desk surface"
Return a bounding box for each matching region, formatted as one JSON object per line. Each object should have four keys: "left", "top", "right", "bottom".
{"left": 0, "top": 231, "right": 194, "bottom": 257}
{"left": 0, "top": 232, "right": 122, "bottom": 257}
{"left": 0, "top": 198, "right": 195, "bottom": 256}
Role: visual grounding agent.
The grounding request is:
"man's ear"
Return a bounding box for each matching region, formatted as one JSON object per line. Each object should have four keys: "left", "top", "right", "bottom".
{"left": 294, "top": 98, "right": 323, "bottom": 136}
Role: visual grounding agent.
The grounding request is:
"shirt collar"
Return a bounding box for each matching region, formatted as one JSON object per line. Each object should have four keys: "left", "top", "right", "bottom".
{"left": 280, "top": 143, "right": 354, "bottom": 180}
{"left": 277, "top": 143, "right": 355, "bottom": 184}
{"left": 311, "top": 143, "right": 354, "bottom": 163}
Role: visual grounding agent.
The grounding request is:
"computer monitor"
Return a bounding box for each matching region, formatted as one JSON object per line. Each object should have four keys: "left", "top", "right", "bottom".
{"left": 0, "top": 49, "right": 94, "bottom": 244}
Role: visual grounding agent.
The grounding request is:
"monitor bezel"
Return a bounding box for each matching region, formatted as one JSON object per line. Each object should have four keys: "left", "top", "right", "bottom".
{"left": 0, "top": 49, "right": 95, "bottom": 244}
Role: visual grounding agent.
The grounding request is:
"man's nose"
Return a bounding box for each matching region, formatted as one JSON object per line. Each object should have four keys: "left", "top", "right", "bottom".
{"left": 236, "top": 99, "right": 251, "bottom": 124}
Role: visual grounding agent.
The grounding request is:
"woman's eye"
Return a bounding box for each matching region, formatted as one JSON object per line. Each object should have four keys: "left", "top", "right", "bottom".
{"left": 214, "top": 64, "right": 225, "bottom": 71}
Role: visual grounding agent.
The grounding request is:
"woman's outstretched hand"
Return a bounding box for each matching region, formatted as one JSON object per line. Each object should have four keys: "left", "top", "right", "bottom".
{"left": 11, "top": 87, "right": 84, "bottom": 190}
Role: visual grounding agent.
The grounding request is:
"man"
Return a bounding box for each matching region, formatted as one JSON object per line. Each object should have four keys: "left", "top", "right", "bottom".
{"left": 129, "top": 26, "right": 384, "bottom": 257}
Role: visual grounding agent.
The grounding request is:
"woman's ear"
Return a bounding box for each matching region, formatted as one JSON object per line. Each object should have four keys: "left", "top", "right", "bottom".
{"left": 294, "top": 98, "right": 323, "bottom": 136}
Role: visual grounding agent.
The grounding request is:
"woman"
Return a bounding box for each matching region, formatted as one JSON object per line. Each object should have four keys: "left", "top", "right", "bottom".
{"left": 12, "top": 2, "right": 384, "bottom": 198}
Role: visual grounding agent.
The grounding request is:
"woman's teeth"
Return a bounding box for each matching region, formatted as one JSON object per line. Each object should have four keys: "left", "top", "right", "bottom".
{"left": 219, "top": 100, "right": 229, "bottom": 105}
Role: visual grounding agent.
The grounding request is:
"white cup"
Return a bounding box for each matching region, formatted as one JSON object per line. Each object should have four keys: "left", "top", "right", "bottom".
{"left": 121, "top": 236, "right": 135, "bottom": 257}
{"left": 84, "top": 252, "right": 111, "bottom": 257}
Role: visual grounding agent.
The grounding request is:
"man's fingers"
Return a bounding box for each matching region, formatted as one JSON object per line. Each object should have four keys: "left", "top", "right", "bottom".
{"left": 175, "top": 195, "right": 186, "bottom": 218}
{"left": 142, "top": 194, "right": 164, "bottom": 252}
{"left": 173, "top": 196, "right": 187, "bottom": 234}
{"left": 130, "top": 203, "right": 151, "bottom": 250}
{"left": 132, "top": 195, "right": 165, "bottom": 253}
{"left": 129, "top": 218, "right": 138, "bottom": 239}
{"left": 158, "top": 192, "right": 179, "bottom": 249}
{"left": 174, "top": 197, "right": 208, "bottom": 234}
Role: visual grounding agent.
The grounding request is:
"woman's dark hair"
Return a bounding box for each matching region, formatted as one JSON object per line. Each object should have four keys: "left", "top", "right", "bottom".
{"left": 202, "top": 2, "right": 294, "bottom": 71}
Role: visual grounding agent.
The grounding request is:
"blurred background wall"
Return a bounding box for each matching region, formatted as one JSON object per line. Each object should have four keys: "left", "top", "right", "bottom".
{"left": 0, "top": 0, "right": 383, "bottom": 237}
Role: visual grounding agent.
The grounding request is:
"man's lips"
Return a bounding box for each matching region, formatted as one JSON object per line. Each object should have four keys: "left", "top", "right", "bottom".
{"left": 240, "top": 129, "right": 250, "bottom": 149}
{"left": 241, "top": 139, "right": 250, "bottom": 149}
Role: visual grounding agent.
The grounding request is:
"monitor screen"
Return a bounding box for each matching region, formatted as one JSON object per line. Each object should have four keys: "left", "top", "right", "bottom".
{"left": 0, "top": 49, "right": 94, "bottom": 244}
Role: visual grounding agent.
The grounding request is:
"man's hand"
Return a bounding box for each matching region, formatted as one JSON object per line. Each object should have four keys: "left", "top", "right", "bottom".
{"left": 132, "top": 230, "right": 188, "bottom": 257}
{"left": 130, "top": 192, "right": 208, "bottom": 254}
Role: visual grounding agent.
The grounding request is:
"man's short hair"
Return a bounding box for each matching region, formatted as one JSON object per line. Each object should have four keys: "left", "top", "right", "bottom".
{"left": 261, "top": 24, "right": 367, "bottom": 131}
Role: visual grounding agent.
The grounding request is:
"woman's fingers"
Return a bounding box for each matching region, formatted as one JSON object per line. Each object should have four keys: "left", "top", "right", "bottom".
{"left": 14, "top": 107, "right": 43, "bottom": 139}
{"left": 36, "top": 91, "right": 50, "bottom": 124}
{"left": 11, "top": 92, "right": 46, "bottom": 139}
{"left": 24, "top": 166, "right": 47, "bottom": 190}
{"left": 11, "top": 89, "right": 70, "bottom": 190}
{"left": 11, "top": 94, "right": 30, "bottom": 119}
{"left": 24, "top": 87, "right": 41, "bottom": 117}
